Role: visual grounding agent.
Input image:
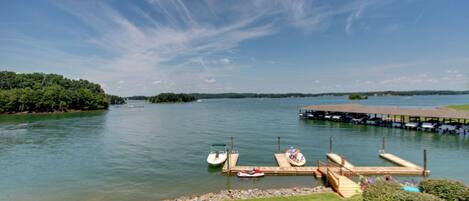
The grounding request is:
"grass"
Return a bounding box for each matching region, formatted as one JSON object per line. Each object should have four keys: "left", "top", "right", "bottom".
{"left": 233, "top": 193, "right": 362, "bottom": 201}
{"left": 445, "top": 104, "right": 469, "bottom": 111}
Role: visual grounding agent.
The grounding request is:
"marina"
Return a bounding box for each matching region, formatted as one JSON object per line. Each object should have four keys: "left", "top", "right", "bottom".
{"left": 300, "top": 104, "right": 469, "bottom": 135}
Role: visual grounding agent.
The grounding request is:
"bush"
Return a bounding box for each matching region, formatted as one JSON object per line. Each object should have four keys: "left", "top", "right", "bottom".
{"left": 363, "top": 180, "right": 401, "bottom": 201}
{"left": 363, "top": 180, "right": 443, "bottom": 201}
{"left": 392, "top": 191, "right": 443, "bottom": 201}
{"left": 420, "top": 179, "right": 469, "bottom": 201}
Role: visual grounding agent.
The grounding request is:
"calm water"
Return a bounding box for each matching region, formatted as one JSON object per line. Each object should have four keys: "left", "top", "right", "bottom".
{"left": 1, "top": 95, "right": 469, "bottom": 201}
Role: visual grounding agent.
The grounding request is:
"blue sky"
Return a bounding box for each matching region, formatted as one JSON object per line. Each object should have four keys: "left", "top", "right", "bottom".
{"left": 1, "top": 0, "right": 468, "bottom": 96}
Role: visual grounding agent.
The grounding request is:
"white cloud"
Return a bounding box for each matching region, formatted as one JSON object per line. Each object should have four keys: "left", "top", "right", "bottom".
{"left": 219, "top": 58, "right": 231, "bottom": 65}
{"left": 152, "top": 80, "right": 162, "bottom": 85}
{"left": 204, "top": 78, "right": 216, "bottom": 84}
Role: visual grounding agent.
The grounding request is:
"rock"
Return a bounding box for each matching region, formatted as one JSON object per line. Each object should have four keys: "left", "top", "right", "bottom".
{"left": 164, "top": 186, "right": 333, "bottom": 201}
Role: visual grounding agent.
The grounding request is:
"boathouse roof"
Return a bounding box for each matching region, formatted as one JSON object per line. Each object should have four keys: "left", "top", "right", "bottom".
{"left": 302, "top": 104, "right": 469, "bottom": 120}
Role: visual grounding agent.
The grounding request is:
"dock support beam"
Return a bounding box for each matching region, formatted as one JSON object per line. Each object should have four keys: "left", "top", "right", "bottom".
{"left": 277, "top": 137, "right": 281, "bottom": 153}
{"left": 423, "top": 149, "right": 428, "bottom": 177}
{"left": 230, "top": 136, "right": 234, "bottom": 152}
{"left": 381, "top": 136, "right": 386, "bottom": 153}
{"left": 329, "top": 136, "right": 333, "bottom": 153}
{"left": 228, "top": 136, "right": 234, "bottom": 174}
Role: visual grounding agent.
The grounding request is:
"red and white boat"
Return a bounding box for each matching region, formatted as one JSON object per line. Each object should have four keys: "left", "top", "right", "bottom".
{"left": 285, "top": 147, "right": 306, "bottom": 166}
{"left": 237, "top": 168, "right": 265, "bottom": 178}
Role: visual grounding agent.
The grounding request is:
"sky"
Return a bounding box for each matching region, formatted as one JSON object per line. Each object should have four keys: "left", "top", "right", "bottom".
{"left": 1, "top": 0, "right": 468, "bottom": 96}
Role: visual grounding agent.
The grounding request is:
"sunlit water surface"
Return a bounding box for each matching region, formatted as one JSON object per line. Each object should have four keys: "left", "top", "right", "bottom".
{"left": 1, "top": 95, "right": 468, "bottom": 201}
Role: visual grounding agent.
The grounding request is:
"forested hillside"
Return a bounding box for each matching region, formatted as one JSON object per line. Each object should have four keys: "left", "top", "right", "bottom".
{"left": 0, "top": 71, "right": 112, "bottom": 114}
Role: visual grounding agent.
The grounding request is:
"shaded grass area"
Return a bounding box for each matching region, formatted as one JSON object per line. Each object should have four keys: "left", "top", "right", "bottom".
{"left": 445, "top": 104, "right": 469, "bottom": 111}
{"left": 234, "top": 193, "right": 362, "bottom": 201}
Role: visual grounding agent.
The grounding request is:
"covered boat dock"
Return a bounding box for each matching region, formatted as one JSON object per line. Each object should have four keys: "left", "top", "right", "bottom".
{"left": 300, "top": 104, "right": 469, "bottom": 134}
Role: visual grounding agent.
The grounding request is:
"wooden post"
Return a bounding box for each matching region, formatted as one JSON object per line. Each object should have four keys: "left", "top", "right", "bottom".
{"left": 381, "top": 136, "right": 386, "bottom": 153}
{"left": 277, "top": 136, "right": 281, "bottom": 153}
{"left": 423, "top": 149, "right": 427, "bottom": 177}
{"left": 228, "top": 136, "right": 233, "bottom": 174}
{"left": 230, "top": 136, "right": 234, "bottom": 153}
{"left": 227, "top": 149, "right": 230, "bottom": 174}
{"left": 340, "top": 157, "right": 345, "bottom": 176}
{"left": 329, "top": 136, "right": 333, "bottom": 153}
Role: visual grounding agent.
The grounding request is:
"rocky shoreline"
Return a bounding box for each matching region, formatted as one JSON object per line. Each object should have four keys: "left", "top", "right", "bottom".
{"left": 165, "top": 186, "right": 333, "bottom": 201}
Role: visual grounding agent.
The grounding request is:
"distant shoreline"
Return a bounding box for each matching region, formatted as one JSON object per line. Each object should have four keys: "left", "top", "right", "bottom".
{"left": 0, "top": 109, "right": 107, "bottom": 116}
{"left": 127, "top": 90, "right": 469, "bottom": 100}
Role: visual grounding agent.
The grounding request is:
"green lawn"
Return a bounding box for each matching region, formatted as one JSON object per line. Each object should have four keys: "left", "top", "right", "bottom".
{"left": 445, "top": 104, "right": 469, "bottom": 111}
{"left": 234, "top": 193, "right": 362, "bottom": 201}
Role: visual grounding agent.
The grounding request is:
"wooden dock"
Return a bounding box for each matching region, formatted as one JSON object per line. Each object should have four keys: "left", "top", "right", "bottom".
{"left": 379, "top": 153, "right": 420, "bottom": 168}
{"left": 222, "top": 151, "right": 429, "bottom": 197}
{"left": 274, "top": 153, "right": 292, "bottom": 168}
{"left": 224, "top": 153, "right": 319, "bottom": 175}
{"left": 327, "top": 153, "right": 354, "bottom": 169}
{"left": 222, "top": 152, "right": 429, "bottom": 176}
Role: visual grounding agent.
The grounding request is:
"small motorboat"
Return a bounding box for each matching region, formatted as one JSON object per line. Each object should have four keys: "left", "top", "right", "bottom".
{"left": 285, "top": 147, "right": 306, "bottom": 166}
{"left": 237, "top": 168, "right": 265, "bottom": 178}
{"left": 206, "top": 143, "right": 227, "bottom": 166}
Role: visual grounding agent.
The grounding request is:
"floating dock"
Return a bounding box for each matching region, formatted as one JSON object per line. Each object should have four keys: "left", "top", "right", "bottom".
{"left": 222, "top": 151, "right": 429, "bottom": 198}
{"left": 222, "top": 152, "right": 429, "bottom": 176}
{"left": 223, "top": 153, "right": 319, "bottom": 175}
{"left": 327, "top": 153, "right": 354, "bottom": 169}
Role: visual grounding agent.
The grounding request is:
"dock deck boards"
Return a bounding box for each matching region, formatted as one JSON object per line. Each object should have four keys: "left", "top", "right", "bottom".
{"left": 222, "top": 152, "right": 429, "bottom": 177}
{"left": 327, "top": 153, "right": 354, "bottom": 169}
{"left": 222, "top": 153, "right": 239, "bottom": 171}
{"left": 274, "top": 153, "right": 292, "bottom": 168}
{"left": 379, "top": 153, "right": 421, "bottom": 169}
{"left": 220, "top": 151, "right": 428, "bottom": 198}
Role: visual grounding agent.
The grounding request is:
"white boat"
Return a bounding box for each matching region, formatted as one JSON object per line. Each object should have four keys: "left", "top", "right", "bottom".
{"left": 405, "top": 122, "right": 418, "bottom": 128}
{"left": 206, "top": 144, "right": 227, "bottom": 166}
{"left": 332, "top": 115, "right": 341, "bottom": 121}
{"left": 285, "top": 147, "right": 306, "bottom": 166}
{"left": 237, "top": 168, "right": 265, "bottom": 178}
{"left": 420, "top": 123, "right": 436, "bottom": 131}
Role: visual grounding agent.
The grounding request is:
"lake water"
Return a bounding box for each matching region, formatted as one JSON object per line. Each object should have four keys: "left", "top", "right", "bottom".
{"left": 1, "top": 95, "right": 469, "bottom": 201}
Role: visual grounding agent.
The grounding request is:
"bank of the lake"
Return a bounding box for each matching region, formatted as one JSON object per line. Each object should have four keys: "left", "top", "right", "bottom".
{"left": 1, "top": 95, "right": 469, "bottom": 201}
{"left": 446, "top": 104, "right": 469, "bottom": 111}
{"left": 165, "top": 186, "right": 335, "bottom": 201}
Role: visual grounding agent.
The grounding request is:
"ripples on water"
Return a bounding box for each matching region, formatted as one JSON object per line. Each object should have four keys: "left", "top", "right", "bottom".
{"left": 0, "top": 95, "right": 468, "bottom": 201}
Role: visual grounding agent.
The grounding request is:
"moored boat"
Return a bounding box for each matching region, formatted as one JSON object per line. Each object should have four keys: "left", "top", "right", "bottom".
{"left": 237, "top": 168, "right": 265, "bottom": 178}
{"left": 206, "top": 144, "right": 227, "bottom": 166}
{"left": 285, "top": 147, "right": 306, "bottom": 166}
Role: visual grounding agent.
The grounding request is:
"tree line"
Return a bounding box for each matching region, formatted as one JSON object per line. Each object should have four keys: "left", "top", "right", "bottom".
{"left": 127, "top": 90, "right": 469, "bottom": 101}
{"left": 148, "top": 93, "right": 197, "bottom": 103}
{"left": 0, "top": 71, "right": 123, "bottom": 114}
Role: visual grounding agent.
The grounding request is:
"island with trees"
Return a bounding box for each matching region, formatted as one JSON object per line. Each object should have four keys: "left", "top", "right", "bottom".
{"left": 0, "top": 71, "right": 124, "bottom": 114}
{"left": 148, "top": 93, "right": 197, "bottom": 103}
{"left": 107, "top": 94, "right": 126, "bottom": 105}
{"left": 348, "top": 93, "right": 368, "bottom": 100}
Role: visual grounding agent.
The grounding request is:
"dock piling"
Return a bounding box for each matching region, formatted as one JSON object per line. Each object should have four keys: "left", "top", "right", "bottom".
{"left": 277, "top": 137, "right": 281, "bottom": 153}
{"left": 423, "top": 149, "right": 428, "bottom": 177}
{"left": 329, "top": 136, "right": 333, "bottom": 153}
{"left": 230, "top": 136, "right": 234, "bottom": 153}
{"left": 381, "top": 136, "right": 386, "bottom": 153}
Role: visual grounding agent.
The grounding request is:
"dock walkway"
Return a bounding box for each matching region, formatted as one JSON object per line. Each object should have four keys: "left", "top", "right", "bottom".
{"left": 222, "top": 151, "right": 429, "bottom": 197}
{"left": 327, "top": 153, "right": 354, "bottom": 169}
{"left": 379, "top": 153, "right": 420, "bottom": 168}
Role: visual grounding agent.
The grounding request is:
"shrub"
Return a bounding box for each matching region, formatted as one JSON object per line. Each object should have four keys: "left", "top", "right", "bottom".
{"left": 363, "top": 180, "right": 401, "bottom": 201}
{"left": 363, "top": 180, "right": 443, "bottom": 201}
{"left": 420, "top": 179, "right": 469, "bottom": 201}
{"left": 392, "top": 191, "right": 443, "bottom": 201}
